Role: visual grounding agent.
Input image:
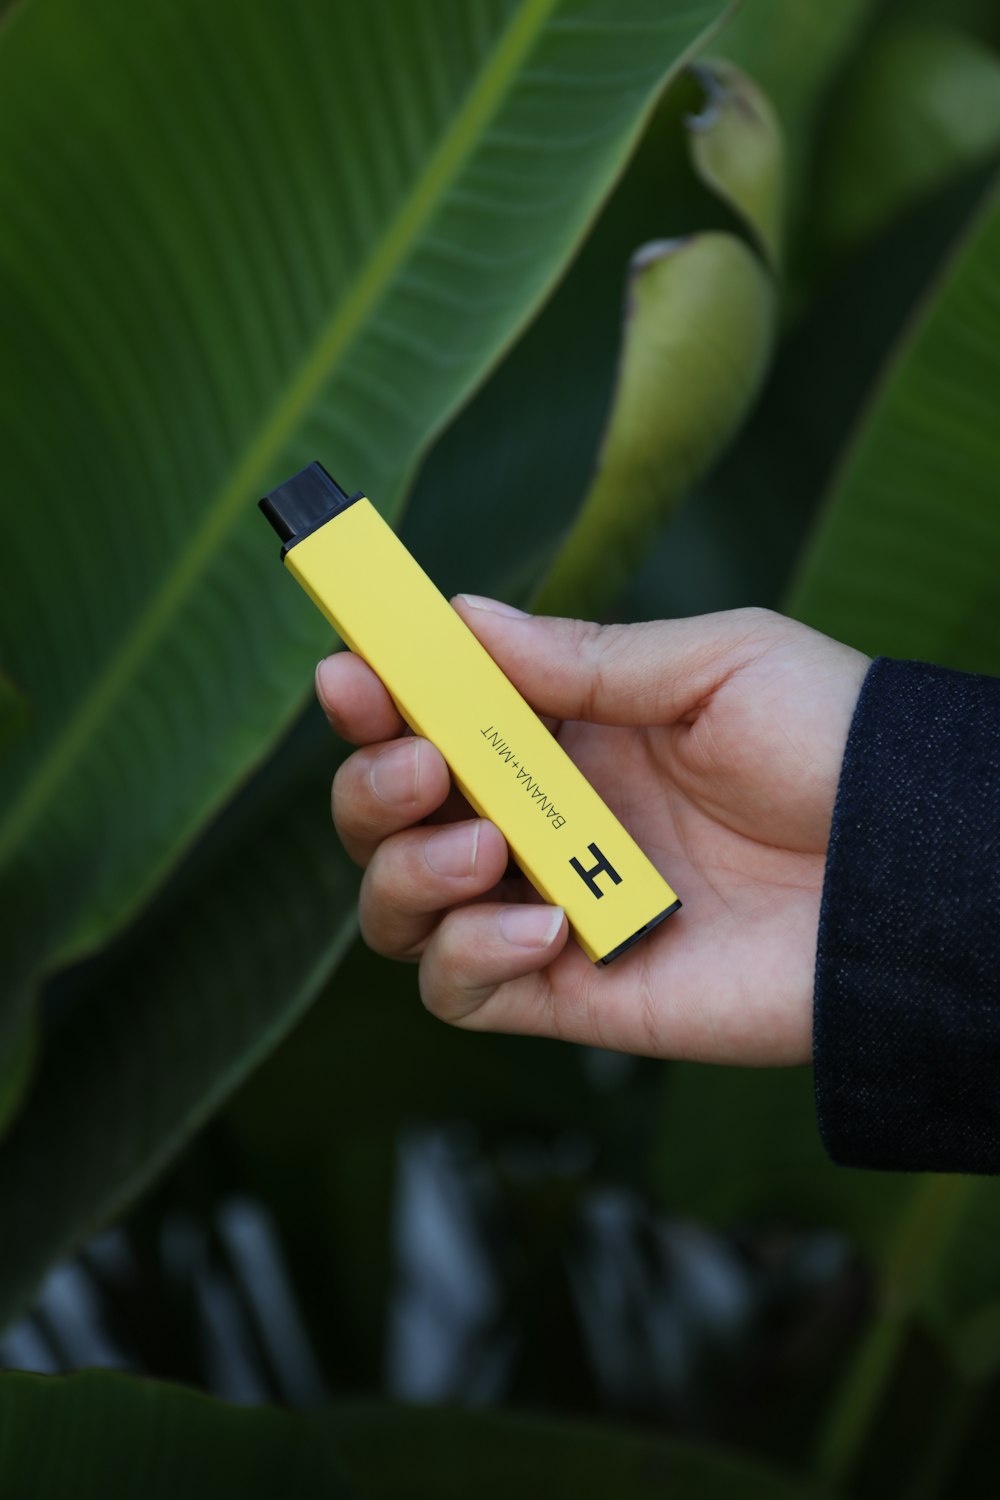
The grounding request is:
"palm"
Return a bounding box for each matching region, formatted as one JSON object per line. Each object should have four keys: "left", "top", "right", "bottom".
{"left": 509, "top": 627, "right": 869, "bottom": 1066}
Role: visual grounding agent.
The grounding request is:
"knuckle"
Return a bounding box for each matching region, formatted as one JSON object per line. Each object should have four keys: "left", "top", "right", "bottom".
{"left": 418, "top": 939, "right": 462, "bottom": 1020}
{"left": 361, "top": 836, "right": 409, "bottom": 913}
{"left": 695, "top": 607, "right": 787, "bottom": 686}
{"left": 567, "top": 615, "right": 603, "bottom": 651}
{"left": 432, "top": 907, "right": 469, "bottom": 972}
{"left": 358, "top": 900, "right": 389, "bottom": 958}
{"left": 330, "top": 753, "right": 364, "bottom": 824}
{"left": 731, "top": 605, "right": 783, "bottom": 639}
{"left": 357, "top": 864, "right": 390, "bottom": 954}
{"left": 423, "top": 910, "right": 479, "bottom": 1008}
{"left": 417, "top": 962, "right": 448, "bottom": 1019}
{"left": 358, "top": 849, "right": 423, "bottom": 959}
{"left": 572, "top": 619, "right": 618, "bottom": 719}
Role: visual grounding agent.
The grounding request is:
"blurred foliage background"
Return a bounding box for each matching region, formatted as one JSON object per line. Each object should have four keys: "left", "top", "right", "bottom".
{"left": 1, "top": 0, "right": 999, "bottom": 1494}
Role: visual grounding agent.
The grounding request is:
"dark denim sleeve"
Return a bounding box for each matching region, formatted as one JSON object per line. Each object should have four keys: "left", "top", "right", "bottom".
{"left": 813, "top": 657, "right": 1000, "bottom": 1174}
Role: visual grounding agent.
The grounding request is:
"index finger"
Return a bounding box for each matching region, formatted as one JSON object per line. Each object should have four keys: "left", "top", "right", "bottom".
{"left": 316, "top": 650, "right": 405, "bottom": 745}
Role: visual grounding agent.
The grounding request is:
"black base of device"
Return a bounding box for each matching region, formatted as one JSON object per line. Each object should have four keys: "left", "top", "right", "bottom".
{"left": 598, "top": 899, "right": 682, "bottom": 966}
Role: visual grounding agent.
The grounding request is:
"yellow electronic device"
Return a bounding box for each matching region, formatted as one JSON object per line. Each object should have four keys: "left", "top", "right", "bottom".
{"left": 259, "top": 463, "right": 681, "bottom": 964}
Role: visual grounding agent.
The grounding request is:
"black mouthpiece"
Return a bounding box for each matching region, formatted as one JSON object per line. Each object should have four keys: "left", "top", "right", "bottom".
{"left": 259, "top": 462, "right": 361, "bottom": 551}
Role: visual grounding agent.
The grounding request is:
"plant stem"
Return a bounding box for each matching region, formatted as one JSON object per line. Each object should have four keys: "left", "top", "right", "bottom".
{"left": 902, "top": 1373, "right": 982, "bottom": 1500}
{"left": 811, "top": 1298, "right": 907, "bottom": 1489}
{"left": 810, "top": 1174, "right": 974, "bottom": 1490}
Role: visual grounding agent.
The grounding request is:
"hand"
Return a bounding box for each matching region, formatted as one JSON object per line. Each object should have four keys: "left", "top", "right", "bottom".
{"left": 315, "top": 599, "right": 869, "bottom": 1066}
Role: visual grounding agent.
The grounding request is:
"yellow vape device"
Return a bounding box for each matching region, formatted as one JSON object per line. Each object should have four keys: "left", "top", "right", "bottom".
{"left": 260, "top": 463, "right": 681, "bottom": 964}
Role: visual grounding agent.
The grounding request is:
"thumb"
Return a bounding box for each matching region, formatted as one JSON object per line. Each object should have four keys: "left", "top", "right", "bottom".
{"left": 452, "top": 595, "right": 769, "bottom": 726}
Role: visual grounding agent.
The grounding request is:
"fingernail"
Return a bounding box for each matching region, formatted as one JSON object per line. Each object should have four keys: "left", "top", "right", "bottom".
{"left": 456, "top": 594, "right": 530, "bottom": 619}
{"left": 315, "top": 659, "right": 345, "bottom": 731}
{"left": 315, "top": 656, "right": 335, "bottom": 704}
{"left": 370, "top": 740, "right": 421, "bottom": 804}
{"left": 499, "top": 905, "right": 564, "bottom": 949}
{"left": 425, "top": 820, "right": 480, "bottom": 878}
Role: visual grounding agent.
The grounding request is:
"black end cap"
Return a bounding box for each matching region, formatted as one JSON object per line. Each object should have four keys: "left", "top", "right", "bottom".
{"left": 259, "top": 462, "right": 357, "bottom": 547}
{"left": 598, "top": 899, "right": 682, "bottom": 965}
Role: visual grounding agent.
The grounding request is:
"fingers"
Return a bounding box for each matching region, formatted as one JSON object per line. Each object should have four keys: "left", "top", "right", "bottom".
{"left": 332, "top": 734, "right": 451, "bottom": 867}
{"left": 418, "top": 902, "right": 569, "bottom": 1020}
{"left": 359, "top": 818, "right": 511, "bottom": 959}
{"left": 315, "top": 640, "right": 561, "bottom": 740}
{"left": 453, "top": 595, "right": 782, "bottom": 726}
{"left": 316, "top": 651, "right": 404, "bottom": 744}
{"left": 318, "top": 596, "right": 750, "bottom": 747}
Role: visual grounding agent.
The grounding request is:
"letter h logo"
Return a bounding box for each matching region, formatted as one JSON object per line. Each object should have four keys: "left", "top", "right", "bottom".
{"left": 570, "top": 842, "right": 622, "bottom": 899}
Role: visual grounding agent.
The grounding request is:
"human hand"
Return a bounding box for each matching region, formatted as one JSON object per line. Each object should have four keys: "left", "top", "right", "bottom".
{"left": 315, "top": 600, "right": 869, "bottom": 1066}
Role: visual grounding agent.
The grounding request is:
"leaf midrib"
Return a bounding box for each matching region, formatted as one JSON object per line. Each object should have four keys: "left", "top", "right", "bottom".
{"left": 0, "top": 0, "right": 557, "bottom": 869}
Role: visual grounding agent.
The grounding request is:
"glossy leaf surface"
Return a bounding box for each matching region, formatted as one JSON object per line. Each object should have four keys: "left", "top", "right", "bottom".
{"left": 0, "top": 1371, "right": 819, "bottom": 1499}
{"left": 0, "top": 1370, "right": 351, "bottom": 1499}
{"left": 0, "top": 671, "right": 24, "bottom": 758}
{"left": 788, "top": 172, "right": 1000, "bottom": 672}
{"left": 817, "top": 23, "right": 1000, "bottom": 254}
{"left": 328, "top": 1401, "right": 819, "bottom": 1499}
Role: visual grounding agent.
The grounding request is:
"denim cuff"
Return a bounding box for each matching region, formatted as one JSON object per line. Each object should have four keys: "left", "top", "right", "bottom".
{"left": 814, "top": 656, "right": 1000, "bottom": 1174}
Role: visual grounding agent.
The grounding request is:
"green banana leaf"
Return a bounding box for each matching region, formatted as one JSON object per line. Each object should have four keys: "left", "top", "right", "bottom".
{"left": 884, "top": 0, "right": 1000, "bottom": 45}
{"left": 0, "top": 677, "right": 32, "bottom": 1131}
{"left": 0, "top": 1370, "right": 352, "bottom": 1499}
{"left": 816, "top": 22, "right": 1000, "bottom": 256}
{"left": 916, "top": 1180, "right": 1000, "bottom": 1379}
{"left": 0, "top": 1019, "right": 33, "bottom": 1141}
{"left": 0, "top": 0, "right": 730, "bottom": 1044}
{"left": 787, "top": 170, "right": 1000, "bottom": 672}
{"left": 328, "top": 1401, "right": 821, "bottom": 1499}
{"left": 0, "top": 672, "right": 28, "bottom": 1126}
{"left": 0, "top": 1370, "right": 821, "bottom": 1500}
{"left": 0, "top": 670, "right": 24, "bottom": 757}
